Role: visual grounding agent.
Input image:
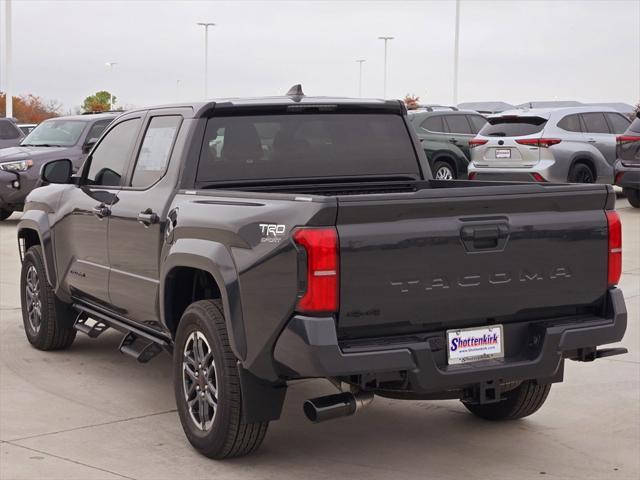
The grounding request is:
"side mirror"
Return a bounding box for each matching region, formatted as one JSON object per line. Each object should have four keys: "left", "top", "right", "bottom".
{"left": 83, "top": 138, "right": 98, "bottom": 154}
{"left": 41, "top": 159, "right": 73, "bottom": 184}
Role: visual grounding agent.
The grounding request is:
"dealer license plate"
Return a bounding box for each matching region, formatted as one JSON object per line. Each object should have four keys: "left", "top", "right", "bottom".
{"left": 495, "top": 148, "right": 511, "bottom": 159}
{"left": 446, "top": 325, "right": 504, "bottom": 365}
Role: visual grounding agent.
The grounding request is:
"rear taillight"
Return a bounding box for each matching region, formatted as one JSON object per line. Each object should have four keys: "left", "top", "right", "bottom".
{"left": 292, "top": 227, "right": 339, "bottom": 313}
{"left": 606, "top": 211, "right": 622, "bottom": 288}
{"left": 531, "top": 173, "right": 547, "bottom": 182}
{"left": 615, "top": 172, "right": 624, "bottom": 184}
{"left": 469, "top": 139, "right": 488, "bottom": 148}
{"left": 515, "top": 138, "right": 561, "bottom": 148}
{"left": 616, "top": 135, "right": 640, "bottom": 145}
{"left": 468, "top": 172, "right": 477, "bottom": 180}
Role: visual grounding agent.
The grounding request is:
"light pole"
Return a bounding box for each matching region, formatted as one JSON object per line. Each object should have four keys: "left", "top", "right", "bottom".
{"left": 105, "top": 62, "right": 118, "bottom": 110}
{"left": 356, "top": 59, "right": 365, "bottom": 97}
{"left": 453, "top": 0, "right": 461, "bottom": 106}
{"left": 197, "top": 22, "right": 216, "bottom": 98}
{"left": 4, "top": 0, "right": 13, "bottom": 118}
{"left": 377, "top": 36, "right": 394, "bottom": 99}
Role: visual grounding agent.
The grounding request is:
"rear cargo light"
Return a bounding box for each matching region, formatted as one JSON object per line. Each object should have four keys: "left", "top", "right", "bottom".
{"left": 616, "top": 135, "right": 640, "bottom": 145}
{"left": 606, "top": 211, "right": 622, "bottom": 288}
{"left": 467, "top": 172, "right": 477, "bottom": 180}
{"left": 292, "top": 227, "right": 339, "bottom": 313}
{"left": 531, "top": 173, "right": 547, "bottom": 182}
{"left": 515, "top": 138, "right": 561, "bottom": 148}
{"left": 469, "top": 139, "right": 488, "bottom": 148}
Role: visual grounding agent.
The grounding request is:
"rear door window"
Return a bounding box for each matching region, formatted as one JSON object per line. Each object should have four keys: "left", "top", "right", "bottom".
{"left": 581, "top": 113, "right": 610, "bottom": 134}
{"left": 478, "top": 116, "right": 547, "bottom": 137}
{"left": 604, "top": 113, "right": 631, "bottom": 134}
{"left": 557, "top": 114, "right": 582, "bottom": 132}
{"left": 131, "top": 116, "right": 181, "bottom": 188}
{"left": 197, "top": 113, "right": 420, "bottom": 184}
{"left": 444, "top": 115, "right": 472, "bottom": 134}
{"left": 421, "top": 115, "right": 446, "bottom": 133}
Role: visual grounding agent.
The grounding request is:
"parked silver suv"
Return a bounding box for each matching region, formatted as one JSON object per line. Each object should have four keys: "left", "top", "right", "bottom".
{"left": 467, "top": 107, "right": 631, "bottom": 183}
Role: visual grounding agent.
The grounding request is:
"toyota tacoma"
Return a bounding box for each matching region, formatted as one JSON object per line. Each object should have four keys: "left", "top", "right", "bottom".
{"left": 17, "top": 87, "right": 627, "bottom": 459}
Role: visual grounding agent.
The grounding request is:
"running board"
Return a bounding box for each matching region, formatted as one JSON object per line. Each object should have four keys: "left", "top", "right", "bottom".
{"left": 72, "top": 303, "right": 172, "bottom": 362}
{"left": 119, "top": 332, "right": 164, "bottom": 363}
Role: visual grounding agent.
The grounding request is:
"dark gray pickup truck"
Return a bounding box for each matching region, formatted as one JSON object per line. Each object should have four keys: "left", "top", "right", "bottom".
{"left": 17, "top": 88, "right": 627, "bottom": 459}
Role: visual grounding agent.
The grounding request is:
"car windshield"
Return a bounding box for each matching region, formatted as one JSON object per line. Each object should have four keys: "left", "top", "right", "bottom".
{"left": 21, "top": 119, "right": 86, "bottom": 147}
{"left": 479, "top": 116, "right": 547, "bottom": 137}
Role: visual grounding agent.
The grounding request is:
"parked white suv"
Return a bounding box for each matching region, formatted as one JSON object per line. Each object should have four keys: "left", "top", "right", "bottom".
{"left": 467, "top": 107, "right": 631, "bottom": 184}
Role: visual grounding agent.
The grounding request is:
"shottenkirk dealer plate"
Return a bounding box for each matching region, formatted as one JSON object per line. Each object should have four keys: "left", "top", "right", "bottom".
{"left": 446, "top": 325, "right": 504, "bottom": 365}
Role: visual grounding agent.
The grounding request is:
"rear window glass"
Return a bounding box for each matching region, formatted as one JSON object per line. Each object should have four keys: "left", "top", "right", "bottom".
{"left": 421, "top": 115, "right": 446, "bottom": 132}
{"left": 468, "top": 115, "right": 487, "bottom": 134}
{"left": 557, "top": 114, "right": 582, "bottom": 132}
{"left": 196, "top": 114, "right": 420, "bottom": 183}
{"left": 629, "top": 116, "right": 640, "bottom": 134}
{"left": 478, "top": 116, "right": 547, "bottom": 137}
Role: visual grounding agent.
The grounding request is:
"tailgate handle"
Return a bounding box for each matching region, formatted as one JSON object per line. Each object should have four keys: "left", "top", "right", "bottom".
{"left": 461, "top": 224, "right": 509, "bottom": 252}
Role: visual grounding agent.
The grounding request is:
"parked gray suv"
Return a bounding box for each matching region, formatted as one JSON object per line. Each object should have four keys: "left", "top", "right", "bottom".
{"left": 467, "top": 107, "right": 631, "bottom": 184}
{"left": 0, "top": 113, "right": 117, "bottom": 220}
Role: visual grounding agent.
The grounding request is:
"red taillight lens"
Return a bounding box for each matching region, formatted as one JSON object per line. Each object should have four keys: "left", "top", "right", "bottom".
{"left": 606, "top": 211, "right": 622, "bottom": 288}
{"left": 616, "top": 135, "right": 640, "bottom": 145}
{"left": 531, "top": 173, "right": 547, "bottom": 182}
{"left": 515, "top": 138, "right": 561, "bottom": 148}
{"left": 468, "top": 172, "right": 477, "bottom": 180}
{"left": 292, "top": 227, "right": 339, "bottom": 313}
{"left": 469, "top": 139, "right": 488, "bottom": 148}
{"left": 615, "top": 172, "right": 624, "bottom": 184}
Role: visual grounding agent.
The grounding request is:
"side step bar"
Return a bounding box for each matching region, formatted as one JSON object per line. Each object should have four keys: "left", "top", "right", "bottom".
{"left": 73, "top": 303, "right": 172, "bottom": 363}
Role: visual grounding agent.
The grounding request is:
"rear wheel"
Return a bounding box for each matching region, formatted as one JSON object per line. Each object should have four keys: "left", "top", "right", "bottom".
{"left": 173, "top": 299, "right": 268, "bottom": 459}
{"left": 432, "top": 161, "right": 456, "bottom": 180}
{"left": 0, "top": 208, "right": 13, "bottom": 221}
{"left": 624, "top": 188, "right": 640, "bottom": 208}
{"left": 462, "top": 380, "right": 551, "bottom": 421}
{"left": 20, "top": 245, "right": 76, "bottom": 350}
{"left": 568, "top": 163, "right": 595, "bottom": 183}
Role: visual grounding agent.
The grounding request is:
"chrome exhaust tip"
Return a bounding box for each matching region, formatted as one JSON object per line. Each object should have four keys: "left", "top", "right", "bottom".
{"left": 303, "top": 391, "right": 374, "bottom": 423}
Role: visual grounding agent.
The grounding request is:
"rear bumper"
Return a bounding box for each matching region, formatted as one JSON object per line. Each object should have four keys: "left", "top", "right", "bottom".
{"left": 614, "top": 161, "right": 640, "bottom": 189}
{"left": 273, "top": 288, "right": 627, "bottom": 393}
{"left": 468, "top": 160, "right": 565, "bottom": 183}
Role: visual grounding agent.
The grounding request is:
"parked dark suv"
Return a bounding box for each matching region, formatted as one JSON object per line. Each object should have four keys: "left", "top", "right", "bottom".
{"left": 614, "top": 112, "right": 640, "bottom": 208}
{"left": 0, "top": 113, "right": 117, "bottom": 220}
{"left": 407, "top": 109, "right": 487, "bottom": 179}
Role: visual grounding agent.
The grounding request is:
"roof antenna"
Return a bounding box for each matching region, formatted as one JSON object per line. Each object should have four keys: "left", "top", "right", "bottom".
{"left": 286, "top": 84, "right": 305, "bottom": 100}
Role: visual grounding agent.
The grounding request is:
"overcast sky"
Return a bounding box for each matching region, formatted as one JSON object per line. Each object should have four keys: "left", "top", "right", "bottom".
{"left": 1, "top": 0, "right": 639, "bottom": 112}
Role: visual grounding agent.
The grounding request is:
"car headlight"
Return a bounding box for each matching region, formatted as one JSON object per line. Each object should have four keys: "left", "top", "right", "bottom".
{"left": 0, "top": 159, "right": 33, "bottom": 172}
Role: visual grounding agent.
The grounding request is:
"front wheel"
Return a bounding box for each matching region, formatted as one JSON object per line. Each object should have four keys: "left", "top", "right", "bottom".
{"left": 20, "top": 245, "right": 76, "bottom": 350}
{"left": 624, "top": 188, "right": 640, "bottom": 208}
{"left": 432, "top": 161, "right": 456, "bottom": 180}
{"left": 462, "top": 380, "right": 551, "bottom": 421}
{"left": 173, "top": 299, "right": 268, "bottom": 459}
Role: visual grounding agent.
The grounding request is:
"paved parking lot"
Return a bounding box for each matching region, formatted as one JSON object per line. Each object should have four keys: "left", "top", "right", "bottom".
{"left": 0, "top": 199, "right": 638, "bottom": 480}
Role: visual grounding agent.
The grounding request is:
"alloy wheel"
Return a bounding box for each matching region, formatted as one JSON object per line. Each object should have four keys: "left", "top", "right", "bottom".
{"left": 182, "top": 330, "right": 218, "bottom": 431}
{"left": 25, "top": 265, "right": 42, "bottom": 334}
{"left": 435, "top": 166, "right": 454, "bottom": 180}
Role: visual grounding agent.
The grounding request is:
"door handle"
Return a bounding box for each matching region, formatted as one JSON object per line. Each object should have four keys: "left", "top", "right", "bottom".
{"left": 137, "top": 208, "right": 159, "bottom": 227}
{"left": 449, "top": 138, "right": 458, "bottom": 143}
{"left": 92, "top": 203, "right": 110, "bottom": 219}
{"left": 587, "top": 138, "right": 597, "bottom": 143}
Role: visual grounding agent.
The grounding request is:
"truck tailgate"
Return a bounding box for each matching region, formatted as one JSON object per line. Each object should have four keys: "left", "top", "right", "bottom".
{"left": 336, "top": 184, "right": 610, "bottom": 338}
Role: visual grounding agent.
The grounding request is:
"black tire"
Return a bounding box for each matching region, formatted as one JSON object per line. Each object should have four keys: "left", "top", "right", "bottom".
{"left": 432, "top": 160, "right": 456, "bottom": 180}
{"left": 568, "top": 163, "right": 595, "bottom": 183}
{"left": 20, "top": 245, "right": 76, "bottom": 350}
{"left": 0, "top": 208, "right": 13, "bottom": 221}
{"left": 624, "top": 188, "right": 640, "bottom": 208}
{"left": 173, "top": 299, "right": 268, "bottom": 459}
{"left": 462, "top": 380, "right": 551, "bottom": 421}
